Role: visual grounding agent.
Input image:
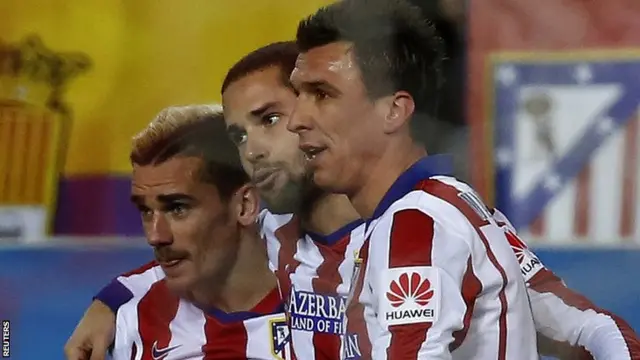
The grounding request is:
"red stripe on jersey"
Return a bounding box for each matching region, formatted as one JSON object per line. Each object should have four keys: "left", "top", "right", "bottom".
{"left": 574, "top": 166, "right": 591, "bottom": 238}
{"left": 418, "top": 179, "right": 509, "bottom": 360}
{"left": 347, "top": 238, "right": 373, "bottom": 360}
{"left": 121, "top": 261, "right": 158, "bottom": 277}
{"left": 386, "top": 209, "right": 435, "bottom": 359}
{"left": 311, "top": 238, "right": 350, "bottom": 359}
{"left": 529, "top": 268, "right": 640, "bottom": 358}
{"left": 137, "top": 281, "right": 180, "bottom": 360}
{"left": 274, "top": 217, "right": 301, "bottom": 299}
{"left": 621, "top": 115, "right": 638, "bottom": 239}
{"left": 449, "top": 258, "right": 482, "bottom": 352}
{"left": 202, "top": 317, "right": 249, "bottom": 359}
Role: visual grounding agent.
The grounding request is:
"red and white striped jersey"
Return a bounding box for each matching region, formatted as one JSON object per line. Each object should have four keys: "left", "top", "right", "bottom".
{"left": 348, "top": 156, "right": 538, "bottom": 360}
{"left": 494, "top": 210, "right": 640, "bottom": 360}
{"left": 109, "top": 262, "right": 292, "bottom": 360}
{"left": 259, "top": 210, "right": 367, "bottom": 360}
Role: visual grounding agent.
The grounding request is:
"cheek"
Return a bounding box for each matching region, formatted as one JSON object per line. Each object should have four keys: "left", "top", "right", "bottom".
{"left": 241, "top": 158, "right": 253, "bottom": 176}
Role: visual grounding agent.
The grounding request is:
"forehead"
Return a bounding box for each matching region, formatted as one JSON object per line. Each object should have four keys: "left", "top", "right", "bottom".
{"left": 222, "top": 68, "right": 294, "bottom": 123}
{"left": 132, "top": 157, "right": 203, "bottom": 189}
{"left": 291, "top": 41, "right": 359, "bottom": 84}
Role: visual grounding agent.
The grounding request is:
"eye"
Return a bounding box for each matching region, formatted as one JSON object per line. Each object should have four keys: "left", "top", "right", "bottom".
{"left": 262, "top": 113, "right": 281, "bottom": 126}
{"left": 137, "top": 206, "right": 154, "bottom": 222}
{"left": 168, "top": 203, "right": 190, "bottom": 218}
{"left": 229, "top": 131, "right": 247, "bottom": 146}
{"left": 315, "top": 89, "right": 329, "bottom": 101}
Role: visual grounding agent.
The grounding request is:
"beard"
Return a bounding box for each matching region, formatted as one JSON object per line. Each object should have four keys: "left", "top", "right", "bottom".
{"left": 262, "top": 171, "right": 322, "bottom": 215}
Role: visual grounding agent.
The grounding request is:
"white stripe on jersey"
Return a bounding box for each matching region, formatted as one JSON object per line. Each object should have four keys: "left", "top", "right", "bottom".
{"left": 111, "top": 264, "right": 291, "bottom": 360}
{"left": 355, "top": 176, "right": 538, "bottom": 360}
{"left": 261, "top": 210, "right": 367, "bottom": 360}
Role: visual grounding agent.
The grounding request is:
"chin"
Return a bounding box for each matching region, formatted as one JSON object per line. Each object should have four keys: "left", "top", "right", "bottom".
{"left": 164, "top": 275, "right": 195, "bottom": 297}
{"left": 313, "top": 171, "right": 343, "bottom": 194}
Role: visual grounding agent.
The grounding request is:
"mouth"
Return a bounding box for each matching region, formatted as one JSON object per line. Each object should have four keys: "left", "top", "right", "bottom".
{"left": 299, "top": 144, "right": 327, "bottom": 162}
{"left": 157, "top": 256, "right": 187, "bottom": 270}
{"left": 253, "top": 168, "right": 280, "bottom": 188}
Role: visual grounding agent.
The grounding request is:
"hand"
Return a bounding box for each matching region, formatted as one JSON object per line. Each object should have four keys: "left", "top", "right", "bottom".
{"left": 64, "top": 300, "right": 116, "bottom": 360}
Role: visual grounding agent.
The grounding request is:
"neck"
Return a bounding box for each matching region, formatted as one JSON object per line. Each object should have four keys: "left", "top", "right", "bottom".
{"left": 303, "top": 193, "right": 361, "bottom": 236}
{"left": 192, "top": 227, "right": 277, "bottom": 313}
{"left": 351, "top": 138, "right": 426, "bottom": 218}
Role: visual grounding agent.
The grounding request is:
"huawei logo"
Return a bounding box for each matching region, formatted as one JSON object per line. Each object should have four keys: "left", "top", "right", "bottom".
{"left": 386, "top": 272, "right": 434, "bottom": 308}
{"left": 505, "top": 231, "right": 528, "bottom": 264}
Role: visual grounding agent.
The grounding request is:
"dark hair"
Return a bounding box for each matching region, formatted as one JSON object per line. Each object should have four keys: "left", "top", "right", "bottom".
{"left": 131, "top": 105, "right": 249, "bottom": 200}
{"left": 296, "top": 0, "right": 445, "bottom": 117}
{"left": 221, "top": 41, "right": 300, "bottom": 95}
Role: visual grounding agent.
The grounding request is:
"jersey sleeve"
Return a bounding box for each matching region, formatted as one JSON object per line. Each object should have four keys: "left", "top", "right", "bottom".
{"left": 492, "top": 210, "right": 640, "bottom": 359}
{"left": 94, "top": 261, "right": 163, "bottom": 313}
{"left": 367, "top": 206, "right": 473, "bottom": 360}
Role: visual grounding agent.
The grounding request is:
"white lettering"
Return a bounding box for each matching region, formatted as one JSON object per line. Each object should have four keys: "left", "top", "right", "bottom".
{"left": 317, "top": 319, "right": 328, "bottom": 332}
{"left": 328, "top": 296, "right": 338, "bottom": 318}
{"left": 316, "top": 295, "right": 327, "bottom": 318}
{"left": 306, "top": 293, "right": 315, "bottom": 316}
{"left": 332, "top": 321, "right": 343, "bottom": 334}
{"left": 291, "top": 316, "right": 315, "bottom": 331}
{"left": 344, "top": 334, "right": 361, "bottom": 359}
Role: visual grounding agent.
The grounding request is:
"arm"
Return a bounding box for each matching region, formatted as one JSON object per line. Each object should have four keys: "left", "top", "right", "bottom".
{"left": 94, "top": 261, "right": 160, "bottom": 313}
{"left": 65, "top": 261, "right": 161, "bottom": 360}
{"left": 493, "top": 209, "right": 640, "bottom": 360}
{"left": 526, "top": 257, "right": 640, "bottom": 359}
{"left": 368, "top": 208, "right": 473, "bottom": 359}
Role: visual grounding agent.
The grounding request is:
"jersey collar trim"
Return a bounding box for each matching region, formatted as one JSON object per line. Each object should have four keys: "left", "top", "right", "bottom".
{"left": 306, "top": 218, "right": 364, "bottom": 245}
{"left": 368, "top": 154, "right": 453, "bottom": 224}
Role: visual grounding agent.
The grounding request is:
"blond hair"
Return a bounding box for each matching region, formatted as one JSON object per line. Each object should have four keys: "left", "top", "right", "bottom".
{"left": 130, "top": 104, "right": 248, "bottom": 198}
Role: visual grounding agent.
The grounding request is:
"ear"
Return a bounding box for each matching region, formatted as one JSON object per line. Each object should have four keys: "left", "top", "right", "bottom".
{"left": 382, "top": 91, "right": 415, "bottom": 134}
{"left": 232, "top": 184, "right": 261, "bottom": 227}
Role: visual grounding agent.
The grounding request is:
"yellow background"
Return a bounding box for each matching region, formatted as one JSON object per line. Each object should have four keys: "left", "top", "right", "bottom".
{"left": 0, "top": 0, "right": 330, "bottom": 175}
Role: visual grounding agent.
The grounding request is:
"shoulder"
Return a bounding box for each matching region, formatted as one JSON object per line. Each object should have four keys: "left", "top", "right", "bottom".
{"left": 381, "top": 177, "right": 477, "bottom": 235}
{"left": 259, "top": 209, "right": 296, "bottom": 235}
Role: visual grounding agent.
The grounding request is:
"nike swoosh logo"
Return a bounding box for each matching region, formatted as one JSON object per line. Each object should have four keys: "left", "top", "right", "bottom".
{"left": 151, "top": 341, "right": 181, "bottom": 360}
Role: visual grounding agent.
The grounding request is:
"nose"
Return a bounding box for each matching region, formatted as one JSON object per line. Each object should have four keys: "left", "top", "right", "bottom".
{"left": 286, "top": 96, "right": 313, "bottom": 135}
{"left": 244, "top": 133, "right": 268, "bottom": 164}
{"left": 146, "top": 213, "right": 173, "bottom": 247}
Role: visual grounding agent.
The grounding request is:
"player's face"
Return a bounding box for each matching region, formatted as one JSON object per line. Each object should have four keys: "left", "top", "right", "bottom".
{"left": 287, "top": 42, "right": 389, "bottom": 194}
{"left": 223, "top": 66, "right": 311, "bottom": 214}
{"left": 131, "top": 156, "right": 240, "bottom": 296}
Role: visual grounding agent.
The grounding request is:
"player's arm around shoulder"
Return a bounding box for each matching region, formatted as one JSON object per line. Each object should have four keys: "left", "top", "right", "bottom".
{"left": 365, "top": 193, "right": 475, "bottom": 359}
{"left": 65, "top": 261, "right": 161, "bottom": 360}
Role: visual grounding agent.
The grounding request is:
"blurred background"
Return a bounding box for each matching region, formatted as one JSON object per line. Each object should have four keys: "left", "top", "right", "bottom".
{"left": 0, "top": 0, "right": 638, "bottom": 358}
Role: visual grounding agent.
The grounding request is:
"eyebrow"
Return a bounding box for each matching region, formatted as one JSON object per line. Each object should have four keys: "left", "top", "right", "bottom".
{"left": 301, "top": 80, "right": 341, "bottom": 95}
{"left": 249, "top": 101, "right": 278, "bottom": 118}
{"left": 129, "top": 193, "right": 195, "bottom": 205}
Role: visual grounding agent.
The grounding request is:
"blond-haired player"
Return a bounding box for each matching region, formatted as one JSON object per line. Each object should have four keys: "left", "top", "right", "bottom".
{"left": 107, "top": 105, "right": 290, "bottom": 360}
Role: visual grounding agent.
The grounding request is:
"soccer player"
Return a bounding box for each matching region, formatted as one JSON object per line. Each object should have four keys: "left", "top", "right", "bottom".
{"left": 66, "top": 42, "right": 640, "bottom": 360}
{"left": 287, "top": 0, "right": 640, "bottom": 358}
{"left": 104, "top": 105, "right": 290, "bottom": 360}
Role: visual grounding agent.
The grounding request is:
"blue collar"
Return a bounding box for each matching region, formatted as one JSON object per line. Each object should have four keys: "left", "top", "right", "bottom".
{"left": 368, "top": 155, "right": 453, "bottom": 225}
{"left": 306, "top": 218, "right": 364, "bottom": 245}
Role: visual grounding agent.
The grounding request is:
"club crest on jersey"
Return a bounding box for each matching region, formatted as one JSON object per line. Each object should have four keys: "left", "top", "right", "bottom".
{"left": 269, "top": 317, "right": 290, "bottom": 360}
{"left": 379, "top": 267, "right": 439, "bottom": 327}
{"left": 287, "top": 287, "right": 347, "bottom": 334}
{"left": 505, "top": 231, "right": 544, "bottom": 281}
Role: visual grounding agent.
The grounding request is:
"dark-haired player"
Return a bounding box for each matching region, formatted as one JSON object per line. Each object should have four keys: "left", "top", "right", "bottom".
{"left": 287, "top": 0, "right": 640, "bottom": 358}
